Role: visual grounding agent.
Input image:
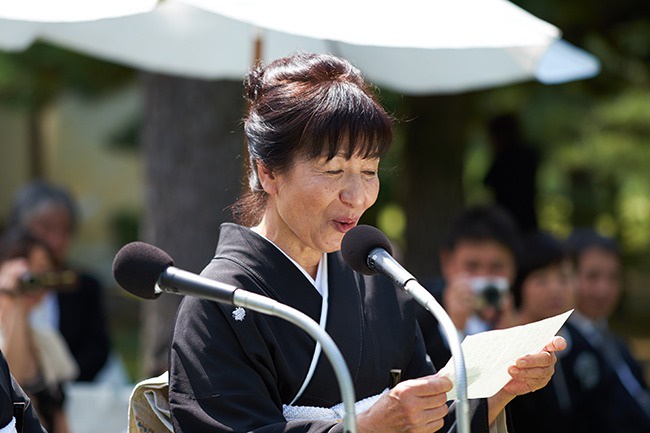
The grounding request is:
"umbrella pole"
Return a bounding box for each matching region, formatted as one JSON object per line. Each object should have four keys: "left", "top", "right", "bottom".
{"left": 253, "top": 27, "right": 263, "bottom": 66}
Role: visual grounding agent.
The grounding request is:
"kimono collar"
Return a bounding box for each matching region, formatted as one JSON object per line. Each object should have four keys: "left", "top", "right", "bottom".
{"left": 256, "top": 233, "right": 328, "bottom": 297}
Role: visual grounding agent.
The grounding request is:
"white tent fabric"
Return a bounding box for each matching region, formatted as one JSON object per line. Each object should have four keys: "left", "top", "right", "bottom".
{"left": 0, "top": 0, "right": 600, "bottom": 94}
{"left": 0, "top": 0, "right": 158, "bottom": 51}
{"left": 38, "top": 1, "right": 255, "bottom": 79}
{"left": 184, "top": 0, "right": 559, "bottom": 49}
{"left": 0, "top": 0, "right": 158, "bottom": 22}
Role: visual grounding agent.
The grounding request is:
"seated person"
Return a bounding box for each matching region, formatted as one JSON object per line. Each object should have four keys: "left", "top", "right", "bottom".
{"left": 567, "top": 229, "right": 650, "bottom": 432}
{"left": 508, "top": 230, "right": 600, "bottom": 433}
{"left": 417, "top": 204, "right": 519, "bottom": 370}
{"left": 0, "top": 229, "right": 77, "bottom": 433}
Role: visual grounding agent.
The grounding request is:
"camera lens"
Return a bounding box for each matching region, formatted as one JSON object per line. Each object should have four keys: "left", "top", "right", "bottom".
{"left": 482, "top": 285, "right": 501, "bottom": 306}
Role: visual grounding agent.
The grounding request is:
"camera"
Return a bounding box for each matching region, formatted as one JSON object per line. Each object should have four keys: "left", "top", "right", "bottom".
{"left": 18, "top": 270, "right": 78, "bottom": 293}
{"left": 468, "top": 276, "right": 509, "bottom": 310}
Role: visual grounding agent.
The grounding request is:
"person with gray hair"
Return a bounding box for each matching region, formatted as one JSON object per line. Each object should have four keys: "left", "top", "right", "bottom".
{"left": 6, "top": 180, "right": 111, "bottom": 383}
{"left": 8, "top": 181, "right": 79, "bottom": 257}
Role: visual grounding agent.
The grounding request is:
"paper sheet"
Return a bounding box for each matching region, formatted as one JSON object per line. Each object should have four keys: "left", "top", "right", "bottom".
{"left": 438, "top": 309, "right": 573, "bottom": 400}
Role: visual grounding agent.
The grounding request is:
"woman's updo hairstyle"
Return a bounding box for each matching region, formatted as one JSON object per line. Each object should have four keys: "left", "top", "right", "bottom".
{"left": 234, "top": 52, "right": 393, "bottom": 226}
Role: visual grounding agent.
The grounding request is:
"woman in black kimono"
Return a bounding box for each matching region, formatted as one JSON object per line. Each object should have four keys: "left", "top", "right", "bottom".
{"left": 169, "top": 52, "right": 565, "bottom": 433}
{"left": 1, "top": 348, "right": 46, "bottom": 433}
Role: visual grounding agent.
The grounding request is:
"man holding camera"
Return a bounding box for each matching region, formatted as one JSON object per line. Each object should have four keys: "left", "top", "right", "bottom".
{"left": 417, "top": 205, "right": 519, "bottom": 370}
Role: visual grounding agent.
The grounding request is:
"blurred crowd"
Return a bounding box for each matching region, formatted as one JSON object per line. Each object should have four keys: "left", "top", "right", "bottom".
{"left": 418, "top": 204, "right": 650, "bottom": 433}
{"left": 1, "top": 116, "right": 649, "bottom": 432}
{"left": 0, "top": 181, "right": 127, "bottom": 433}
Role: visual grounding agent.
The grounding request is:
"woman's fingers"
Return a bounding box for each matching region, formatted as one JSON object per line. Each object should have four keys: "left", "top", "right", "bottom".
{"left": 510, "top": 363, "right": 554, "bottom": 377}
{"left": 544, "top": 336, "right": 567, "bottom": 353}
{"left": 514, "top": 351, "right": 555, "bottom": 369}
{"left": 504, "top": 337, "right": 567, "bottom": 395}
{"left": 358, "top": 376, "right": 452, "bottom": 433}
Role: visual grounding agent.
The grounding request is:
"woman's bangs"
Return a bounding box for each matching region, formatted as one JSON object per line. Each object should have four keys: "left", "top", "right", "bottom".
{"left": 302, "top": 89, "right": 392, "bottom": 160}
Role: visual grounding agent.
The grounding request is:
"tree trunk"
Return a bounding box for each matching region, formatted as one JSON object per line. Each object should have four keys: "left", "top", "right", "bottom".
{"left": 139, "top": 73, "right": 244, "bottom": 378}
{"left": 401, "top": 94, "right": 474, "bottom": 278}
{"left": 27, "top": 105, "right": 46, "bottom": 179}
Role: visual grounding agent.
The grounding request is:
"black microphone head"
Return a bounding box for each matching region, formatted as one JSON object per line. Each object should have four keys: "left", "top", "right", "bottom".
{"left": 112, "top": 241, "right": 174, "bottom": 300}
{"left": 341, "top": 225, "right": 393, "bottom": 275}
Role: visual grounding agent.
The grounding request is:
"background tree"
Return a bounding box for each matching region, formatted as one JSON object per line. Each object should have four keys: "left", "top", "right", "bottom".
{"left": 139, "top": 74, "right": 244, "bottom": 376}
{"left": 0, "top": 43, "right": 133, "bottom": 178}
{"left": 399, "top": 94, "right": 474, "bottom": 277}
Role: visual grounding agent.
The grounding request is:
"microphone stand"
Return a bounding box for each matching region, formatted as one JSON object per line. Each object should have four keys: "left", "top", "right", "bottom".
{"left": 155, "top": 267, "right": 357, "bottom": 432}
{"left": 228, "top": 289, "right": 358, "bottom": 433}
{"left": 369, "top": 251, "right": 470, "bottom": 433}
{"left": 119, "top": 243, "right": 357, "bottom": 433}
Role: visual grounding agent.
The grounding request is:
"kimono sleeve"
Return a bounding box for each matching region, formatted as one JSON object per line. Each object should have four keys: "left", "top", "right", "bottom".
{"left": 169, "top": 296, "right": 345, "bottom": 433}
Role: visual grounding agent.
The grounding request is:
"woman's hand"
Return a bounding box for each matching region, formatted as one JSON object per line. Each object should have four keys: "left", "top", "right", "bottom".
{"left": 503, "top": 336, "right": 566, "bottom": 395}
{"left": 357, "top": 375, "right": 452, "bottom": 433}
{"left": 488, "top": 336, "right": 567, "bottom": 422}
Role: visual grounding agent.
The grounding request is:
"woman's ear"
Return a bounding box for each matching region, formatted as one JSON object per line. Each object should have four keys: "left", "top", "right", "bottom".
{"left": 256, "top": 162, "right": 277, "bottom": 194}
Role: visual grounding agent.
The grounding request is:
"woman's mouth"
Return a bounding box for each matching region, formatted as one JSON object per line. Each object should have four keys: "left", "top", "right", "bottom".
{"left": 333, "top": 218, "right": 357, "bottom": 233}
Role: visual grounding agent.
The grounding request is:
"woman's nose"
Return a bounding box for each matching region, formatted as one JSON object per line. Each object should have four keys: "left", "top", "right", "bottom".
{"left": 340, "top": 175, "right": 365, "bottom": 207}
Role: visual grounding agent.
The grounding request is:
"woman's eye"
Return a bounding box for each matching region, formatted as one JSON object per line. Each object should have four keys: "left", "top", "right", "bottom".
{"left": 326, "top": 170, "right": 343, "bottom": 175}
{"left": 363, "top": 170, "right": 378, "bottom": 176}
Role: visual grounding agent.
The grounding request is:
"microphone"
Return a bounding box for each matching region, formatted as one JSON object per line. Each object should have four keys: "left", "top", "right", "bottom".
{"left": 112, "top": 241, "right": 235, "bottom": 303}
{"left": 112, "top": 241, "right": 358, "bottom": 433}
{"left": 341, "top": 225, "right": 470, "bottom": 433}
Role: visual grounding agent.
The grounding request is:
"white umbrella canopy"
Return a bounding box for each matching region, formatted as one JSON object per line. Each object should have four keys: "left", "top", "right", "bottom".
{"left": 2, "top": 0, "right": 600, "bottom": 94}
{"left": 0, "top": 0, "right": 159, "bottom": 51}
{"left": 35, "top": 1, "right": 256, "bottom": 79}
{"left": 0, "top": 0, "right": 158, "bottom": 22}
{"left": 186, "top": 0, "right": 599, "bottom": 93}
{"left": 187, "top": 0, "right": 559, "bottom": 49}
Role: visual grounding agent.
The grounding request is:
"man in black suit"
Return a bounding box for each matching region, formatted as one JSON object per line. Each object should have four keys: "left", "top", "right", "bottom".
{"left": 567, "top": 229, "right": 650, "bottom": 433}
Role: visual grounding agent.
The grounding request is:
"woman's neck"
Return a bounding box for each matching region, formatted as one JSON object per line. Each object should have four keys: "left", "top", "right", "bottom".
{"left": 252, "top": 215, "right": 321, "bottom": 279}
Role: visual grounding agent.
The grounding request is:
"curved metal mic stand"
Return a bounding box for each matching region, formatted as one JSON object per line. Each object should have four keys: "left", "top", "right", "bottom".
{"left": 404, "top": 280, "right": 470, "bottom": 433}
{"left": 233, "top": 290, "right": 358, "bottom": 433}
{"left": 369, "top": 250, "right": 470, "bottom": 433}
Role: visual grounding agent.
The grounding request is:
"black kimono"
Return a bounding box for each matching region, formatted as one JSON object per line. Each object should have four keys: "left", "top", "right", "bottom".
{"left": 0, "top": 349, "right": 47, "bottom": 433}
{"left": 169, "top": 223, "right": 492, "bottom": 433}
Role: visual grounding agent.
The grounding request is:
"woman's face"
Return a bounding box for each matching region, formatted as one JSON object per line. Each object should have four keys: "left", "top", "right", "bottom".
{"left": 575, "top": 247, "right": 621, "bottom": 321}
{"left": 262, "top": 152, "right": 380, "bottom": 262}
{"left": 520, "top": 260, "right": 575, "bottom": 322}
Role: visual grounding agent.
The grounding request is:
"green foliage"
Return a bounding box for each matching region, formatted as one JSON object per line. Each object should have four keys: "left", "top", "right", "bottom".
{"left": 0, "top": 42, "right": 135, "bottom": 109}
{"left": 109, "top": 209, "right": 140, "bottom": 248}
{"left": 108, "top": 116, "right": 142, "bottom": 151}
{"left": 462, "top": 0, "right": 650, "bottom": 263}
